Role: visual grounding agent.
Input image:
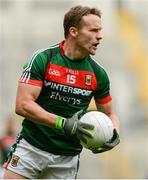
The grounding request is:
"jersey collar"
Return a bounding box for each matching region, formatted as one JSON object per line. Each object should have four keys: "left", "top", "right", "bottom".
{"left": 59, "top": 41, "right": 65, "bottom": 55}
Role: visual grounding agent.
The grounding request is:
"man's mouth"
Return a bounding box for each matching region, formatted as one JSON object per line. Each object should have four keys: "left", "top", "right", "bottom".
{"left": 92, "top": 43, "right": 99, "bottom": 49}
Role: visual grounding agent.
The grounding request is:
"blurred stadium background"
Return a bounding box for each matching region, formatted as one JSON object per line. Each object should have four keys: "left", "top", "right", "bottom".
{"left": 0, "top": 0, "right": 148, "bottom": 178}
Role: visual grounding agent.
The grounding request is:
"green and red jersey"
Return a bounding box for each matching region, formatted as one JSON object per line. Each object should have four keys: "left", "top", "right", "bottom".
{"left": 19, "top": 41, "right": 112, "bottom": 155}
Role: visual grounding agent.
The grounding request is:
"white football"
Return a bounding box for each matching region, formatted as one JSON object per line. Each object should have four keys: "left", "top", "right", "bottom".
{"left": 80, "top": 111, "right": 114, "bottom": 149}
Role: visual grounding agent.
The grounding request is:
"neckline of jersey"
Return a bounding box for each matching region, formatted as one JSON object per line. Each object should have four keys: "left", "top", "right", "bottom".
{"left": 59, "top": 41, "right": 89, "bottom": 63}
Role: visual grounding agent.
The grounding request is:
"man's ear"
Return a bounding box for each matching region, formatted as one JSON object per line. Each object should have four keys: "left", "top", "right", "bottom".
{"left": 69, "top": 27, "right": 78, "bottom": 38}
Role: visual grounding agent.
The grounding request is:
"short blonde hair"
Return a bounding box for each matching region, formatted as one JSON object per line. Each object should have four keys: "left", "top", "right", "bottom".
{"left": 63, "top": 5, "right": 101, "bottom": 38}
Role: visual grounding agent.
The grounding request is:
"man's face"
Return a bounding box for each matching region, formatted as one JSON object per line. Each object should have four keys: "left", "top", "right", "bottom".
{"left": 76, "top": 14, "right": 102, "bottom": 55}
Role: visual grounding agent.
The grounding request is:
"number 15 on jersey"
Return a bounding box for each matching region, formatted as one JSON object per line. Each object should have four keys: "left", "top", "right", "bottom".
{"left": 67, "top": 75, "right": 76, "bottom": 84}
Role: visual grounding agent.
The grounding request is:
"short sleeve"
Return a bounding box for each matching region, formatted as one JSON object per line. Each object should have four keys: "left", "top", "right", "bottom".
{"left": 19, "top": 52, "right": 47, "bottom": 86}
{"left": 94, "top": 68, "right": 112, "bottom": 104}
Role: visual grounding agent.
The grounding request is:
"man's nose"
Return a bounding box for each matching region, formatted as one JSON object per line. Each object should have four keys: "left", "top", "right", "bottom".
{"left": 96, "top": 32, "right": 103, "bottom": 40}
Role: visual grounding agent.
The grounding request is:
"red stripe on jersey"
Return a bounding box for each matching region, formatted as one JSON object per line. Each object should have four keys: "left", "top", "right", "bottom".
{"left": 95, "top": 95, "right": 112, "bottom": 104}
{"left": 19, "top": 79, "right": 43, "bottom": 86}
{"left": 45, "top": 63, "right": 97, "bottom": 90}
{"left": 59, "top": 41, "right": 65, "bottom": 54}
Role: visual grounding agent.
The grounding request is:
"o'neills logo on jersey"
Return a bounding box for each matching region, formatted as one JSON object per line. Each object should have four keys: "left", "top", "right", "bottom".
{"left": 85, "top": 74, "right": 92, "bottom": 85}
{"left": 48, "top": 68, "right": 60, "bottom": 77}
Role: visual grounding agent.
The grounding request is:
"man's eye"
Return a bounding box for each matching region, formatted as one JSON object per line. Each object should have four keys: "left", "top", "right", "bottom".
{"left": 91, "top": 29, "right": 98, "bottom": 32}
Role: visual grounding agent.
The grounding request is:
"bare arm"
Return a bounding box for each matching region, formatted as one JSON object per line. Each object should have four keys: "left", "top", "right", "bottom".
{"left": 15, "top": 83, "right": 58, "bottom": 128}
{"left": 95, "top": 101, "right": 119, "bottom": 132}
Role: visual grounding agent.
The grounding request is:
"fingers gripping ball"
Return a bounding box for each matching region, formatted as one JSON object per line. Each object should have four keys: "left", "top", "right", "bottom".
{"left": 55, "top": 110, "right": 94, "bottom": 143}
{"left": 79, "top": 111, "right": 114, "bottom": 149}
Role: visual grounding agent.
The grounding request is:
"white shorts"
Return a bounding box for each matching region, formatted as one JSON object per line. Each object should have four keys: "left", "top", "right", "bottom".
{"left": 6, "top": 138, "right": 80, "bottom": 179}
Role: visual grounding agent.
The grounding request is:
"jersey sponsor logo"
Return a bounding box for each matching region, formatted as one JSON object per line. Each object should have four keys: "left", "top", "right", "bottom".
{"left": 44, "top": 81, "right": 92, "bottom": 96}
{"left": 66, "top": 68, "right": 79, "bottom": 75}
{"left": 50, "top": 91, "right": 81, "bottom": 105}
{"left": 48, "top": 68, "right": 60, "bottom": 77}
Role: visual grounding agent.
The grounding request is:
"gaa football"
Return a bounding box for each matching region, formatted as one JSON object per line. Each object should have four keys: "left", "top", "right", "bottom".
{"left": 80, "top": 111, "right": 114, "bottom": 149}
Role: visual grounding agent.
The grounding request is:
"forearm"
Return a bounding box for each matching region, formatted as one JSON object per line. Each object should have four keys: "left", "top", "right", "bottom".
{"left": 108, "top": 113, "right": 120, "bottom": 133}
{"left": 96, "top": 101, "right": 120, "bottom": 132}
{"left": 15, "top": 100, "right": 58, "bottom": 128}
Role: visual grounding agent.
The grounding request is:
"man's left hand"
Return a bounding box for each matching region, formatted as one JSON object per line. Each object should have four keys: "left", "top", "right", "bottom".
{"left": 90, "top": 129, "right": 120, "bottom": 153}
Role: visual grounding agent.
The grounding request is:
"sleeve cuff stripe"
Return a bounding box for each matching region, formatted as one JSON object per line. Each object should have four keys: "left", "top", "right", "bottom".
{"left": 19, "top": 79, "right": 43, "bottom": 86}
{"left": 95, "top": 95, "right": 112, "bottom": 104}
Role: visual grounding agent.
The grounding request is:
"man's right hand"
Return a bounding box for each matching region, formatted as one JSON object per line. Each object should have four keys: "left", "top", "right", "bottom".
{"left": 55, "top": 110, "right": 94, "bottom": 143}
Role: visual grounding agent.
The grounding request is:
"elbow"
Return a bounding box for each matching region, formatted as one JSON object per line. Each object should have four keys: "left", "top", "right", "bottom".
{"left": 15, "top": 105, "right": 24, "bottom": 116}
{"left": 15, "top": 108, "right": 22, "bottom": 116}
{"left": 15, "top": 101, "right": 27, "bottom": 117}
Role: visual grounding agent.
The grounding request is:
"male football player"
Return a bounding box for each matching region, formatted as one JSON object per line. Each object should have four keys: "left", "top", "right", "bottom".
{"left": 3, "top": 5, "right": 120, "bottom": 179}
